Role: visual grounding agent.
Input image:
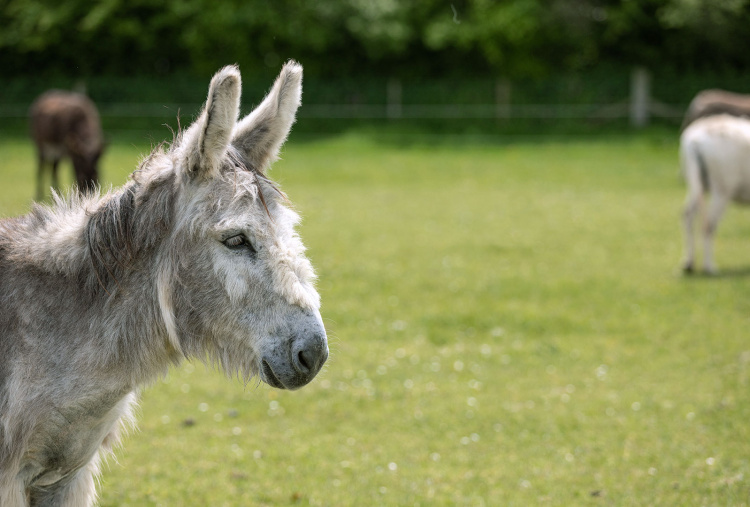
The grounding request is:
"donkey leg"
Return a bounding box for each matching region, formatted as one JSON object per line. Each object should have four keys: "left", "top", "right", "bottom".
{"left": 30, "top": 453, "right": 100, "bottom": 507}
{"left": 702, "top": 194, "right": 729, "bottom": 275}
{"left": 55, "top": 462, "right": 99, "bottom": 507}
{"left": 50, "top": 159, "right": 61, "bottom": 195}
{"left": 36, "top": 156, "right": 46, "bottom": 201}
{"left": 681, "top": 191, "right": 702, "bottom": 273}
{"left": 0, "top": 476, "right": 27, "bottom": 507}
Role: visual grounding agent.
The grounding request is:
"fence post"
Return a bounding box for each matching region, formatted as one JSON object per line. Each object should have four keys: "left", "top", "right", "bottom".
{"left": 495, "top": 78, "right": 511, "bottom": 119}
{"left": 387, "top": 78, "right": 402, "bottom": 119}
{"left": 630, "top": 67, "right": 651, "bottom": 128}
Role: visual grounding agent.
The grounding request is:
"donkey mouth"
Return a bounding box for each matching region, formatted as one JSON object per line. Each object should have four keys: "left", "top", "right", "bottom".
{"left": 261, "top": 360, "right": 286, "bottom": 389}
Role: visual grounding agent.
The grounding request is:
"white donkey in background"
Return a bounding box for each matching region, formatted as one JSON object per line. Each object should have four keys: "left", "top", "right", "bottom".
{"left": 0, "top": 62, "right": 328, "bottom": 505}
{"left": 681, "top": 114, "right": 750, "bottom": 274}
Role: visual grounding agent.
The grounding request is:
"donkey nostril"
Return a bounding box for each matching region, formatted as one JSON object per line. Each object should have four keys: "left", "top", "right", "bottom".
{"left": 297, "top": 350, "right": 312, "bottom": 372}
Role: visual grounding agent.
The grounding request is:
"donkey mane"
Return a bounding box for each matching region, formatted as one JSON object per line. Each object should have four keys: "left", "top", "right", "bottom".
{"left": 1, "top": 137, "right": 285, "bottom": 299}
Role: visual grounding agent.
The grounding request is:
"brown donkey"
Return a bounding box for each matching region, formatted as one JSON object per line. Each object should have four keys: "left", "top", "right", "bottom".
{"left": 29, "top": 90, "right": 105, "bottom": 200}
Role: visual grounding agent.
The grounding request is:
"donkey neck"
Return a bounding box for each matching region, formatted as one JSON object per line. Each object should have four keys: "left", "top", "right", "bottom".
{"left": 3, "top": 178, "right": 181, "bottom": 385}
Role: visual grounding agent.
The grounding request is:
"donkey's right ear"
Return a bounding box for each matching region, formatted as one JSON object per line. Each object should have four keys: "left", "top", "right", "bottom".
{"left": 180, "top": 65, "right": 241, "bottom": 180}
{"left": 231, "top": 61, "right": 302, "bottom": 174}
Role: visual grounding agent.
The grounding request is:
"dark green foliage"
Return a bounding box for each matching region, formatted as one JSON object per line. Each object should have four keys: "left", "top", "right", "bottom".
{"left": 1, "top": 0, "right": 750, "bottom": 81}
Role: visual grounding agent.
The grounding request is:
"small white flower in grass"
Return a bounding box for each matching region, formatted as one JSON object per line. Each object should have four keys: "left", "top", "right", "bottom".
{"left": 377, "top": 365, "right": 388, "bottom": 375}
{"left": 648, "top": 467, "right": 657, "bottom": 476}
{"left": 180, "top": 384, "right": 190, "bottom": 393}
{"left": 232, "top": 427, "right": 242, "bottom": 435}
{"left": 320, "top": 379, "right": 331, "bottom": 389}
{"left": 253, "top": 450, "right": 262, "bottom": 459}
{"left": 460, "top": 436, "right": 470, "bottom": 445}
{"left": 595, "top": 364, "right": 608, "bottom": 380}
{"left": 161, "top": 415, "right": 170, "bottom": 424}
{"left": 467, "top": 397, "right": 478, "bottom": 407}
{"left": 565, "top": 453, "right": 574, "bottom": 462}
{"left": 481, "top": 344, "right": 492, "bottom": 356}
{"left": 430, "top": 453, "right": 441, "bottom": 462}
{"left": 214, "top": 413, "right": 223, "bottom": 422}
{"left": 404, "top": 379, "right": 414, "bottom": 389}
{"left": 270, "top": 400, "right": 279, "bottom": 410}
{"left": 470, "top": 433, "right": 480, "bottom": 442}
{"left": 454, "top": 360, "right": 464, "bottom": 372}
{"left": 631, "top": 402, "right": 641, "bottom": 411}
{"left": 391, "top": 320, "right": 406, "bottom": 331}
{"left": 519, "top": 479, "right": 531, "bottom": 489}
{"left": 379, "top": 487, "right": 387, "bottom": 494}
{"left": 491, "top": 327, "right": 504, "bottom": 337}
{"left": 395, "top": 348, "right": 406, "bottom": 358}
{"left": 686, "top": 412, "right": 696, "bottom": 420}
{"left": 198, "top": 403, "right": 208, "bottom": 412}
{"left": 706, "top": 457, "right": 715, "bottom": 466}
{"left": 388, "top": 462, "right": 397, "bottom": 471}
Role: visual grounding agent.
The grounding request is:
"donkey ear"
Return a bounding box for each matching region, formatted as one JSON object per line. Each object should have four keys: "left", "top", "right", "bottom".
{"left": 182, "top": 65, "right": 241, "bottom": 180}
{"left": 231, "top": 60, "right": 302, "bottom": 173}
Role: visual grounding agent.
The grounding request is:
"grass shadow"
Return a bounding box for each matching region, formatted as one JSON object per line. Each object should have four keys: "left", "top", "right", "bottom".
{"left": 682, "top": 266, "right": 750, "bottom": 280}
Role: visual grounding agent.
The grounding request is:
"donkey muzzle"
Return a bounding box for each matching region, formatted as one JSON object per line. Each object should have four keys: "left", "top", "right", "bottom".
{"left": 261, "top": 325, "right": 328, "bottom": 390}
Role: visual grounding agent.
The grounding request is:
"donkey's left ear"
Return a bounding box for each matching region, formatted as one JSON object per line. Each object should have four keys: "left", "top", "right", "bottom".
{"left": 231, "top": 60, "right": 302, "bottom": 173}
{"left": 182, "top": 65, "right": 241, "bottom": 180}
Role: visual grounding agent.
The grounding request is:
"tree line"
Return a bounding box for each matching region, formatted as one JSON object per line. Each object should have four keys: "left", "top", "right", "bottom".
{"left": 1, "top": 0, "right": 749, "bottom": 80}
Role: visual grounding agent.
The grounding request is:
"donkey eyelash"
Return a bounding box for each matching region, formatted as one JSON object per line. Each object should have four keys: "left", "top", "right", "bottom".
{"left": 222, "top": 233, "right": 257, "bottom": 254}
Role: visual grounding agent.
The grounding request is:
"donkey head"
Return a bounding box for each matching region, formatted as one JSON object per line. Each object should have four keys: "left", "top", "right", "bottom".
{"left": 70, "top": 144, "right": 103, "bottom": 193}
{"left": 154, "top": 62, "right": 327, "bottom": 390}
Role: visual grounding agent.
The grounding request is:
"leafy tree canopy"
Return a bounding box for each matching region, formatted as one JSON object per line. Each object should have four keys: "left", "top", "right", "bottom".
{"left": 1, "top": 0, "right": 749, "bottom": 79}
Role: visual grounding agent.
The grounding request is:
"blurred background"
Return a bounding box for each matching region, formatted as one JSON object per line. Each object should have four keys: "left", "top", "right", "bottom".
{"left": 4, "top": 1, "right": 750, "bottom": 505}
{"left": 3, "top": 0, "right": 750, "bottom": 139}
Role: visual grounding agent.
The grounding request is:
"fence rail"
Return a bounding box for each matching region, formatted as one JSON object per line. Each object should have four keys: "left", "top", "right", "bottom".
{"left": 0, "top": 67, "right": 707, "bottom": 127}
{"left": 0, "top": 102, "right": 685, "bottom": 121}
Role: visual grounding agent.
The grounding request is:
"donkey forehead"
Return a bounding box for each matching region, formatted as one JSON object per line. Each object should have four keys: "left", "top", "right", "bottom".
{"left": 189, "top": 169, "right": 299, "bottom": 238}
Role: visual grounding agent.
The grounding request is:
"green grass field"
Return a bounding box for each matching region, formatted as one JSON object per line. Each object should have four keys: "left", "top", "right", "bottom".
{"left": 2, "top": 130, "right": 750, "bottom": 506}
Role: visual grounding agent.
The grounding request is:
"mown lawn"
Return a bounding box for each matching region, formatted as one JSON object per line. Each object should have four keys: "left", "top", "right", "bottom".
{"left": 1, "top": 130, "right": 750, "bottom": 506}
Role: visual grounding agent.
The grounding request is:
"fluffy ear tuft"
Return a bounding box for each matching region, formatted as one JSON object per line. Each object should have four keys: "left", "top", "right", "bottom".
{"left": 231, "top": 60, "right": 302, "bottom": 173}
{"left": 181, "top": 65, "right": 242, "bottom": 180}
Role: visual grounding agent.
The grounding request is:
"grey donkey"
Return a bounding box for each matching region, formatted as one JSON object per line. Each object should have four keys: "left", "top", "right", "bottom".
{"left": 0, "top": 61, "right": 328, "bottom": 506}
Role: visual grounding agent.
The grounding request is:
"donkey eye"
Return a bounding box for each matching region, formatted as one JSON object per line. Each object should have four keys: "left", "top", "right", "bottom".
{"left": 222, "top": 234, "right": 256, "bottom": 254}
